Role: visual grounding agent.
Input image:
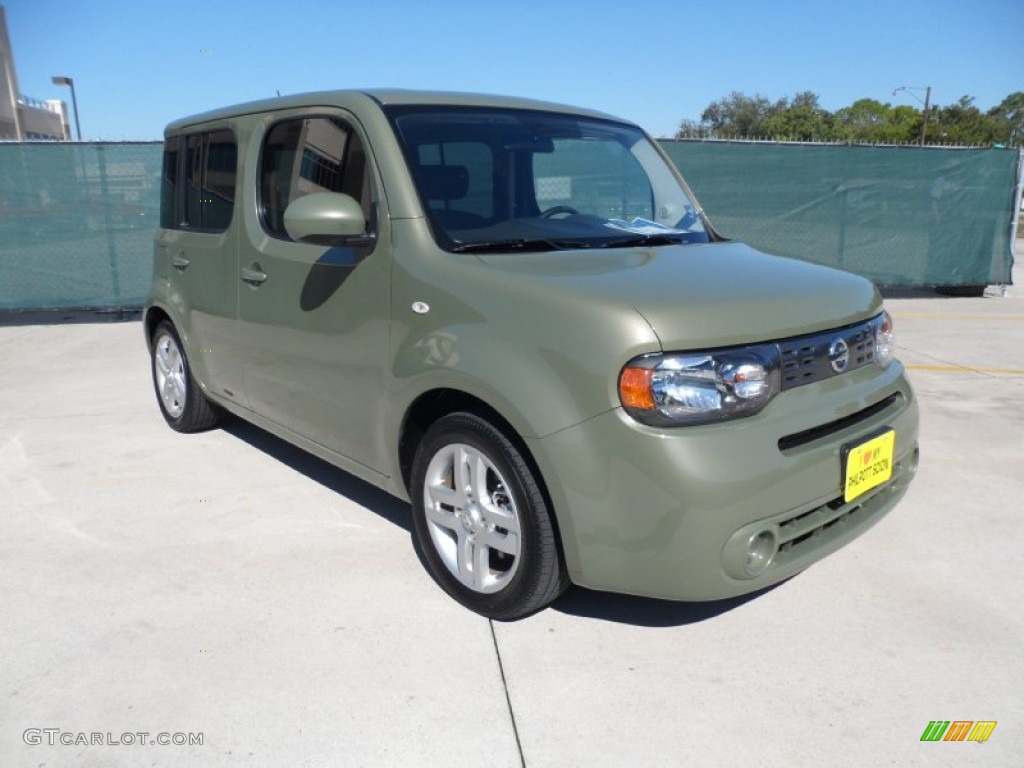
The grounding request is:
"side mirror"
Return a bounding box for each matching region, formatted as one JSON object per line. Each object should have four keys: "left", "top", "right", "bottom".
{"left": 283, "top": 192, "right": 373, "bottom": 246}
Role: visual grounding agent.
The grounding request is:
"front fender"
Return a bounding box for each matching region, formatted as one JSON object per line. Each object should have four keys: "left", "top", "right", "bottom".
{"left": 389, "top": 248, "right": 661, "bottom": 439}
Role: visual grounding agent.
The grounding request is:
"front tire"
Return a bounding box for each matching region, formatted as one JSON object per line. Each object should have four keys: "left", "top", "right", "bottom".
{"left": 150, "top": 320, "right": 219, "bottom": 433}
{"left": 410, "top": 412, "right": 567, "bottom": 619}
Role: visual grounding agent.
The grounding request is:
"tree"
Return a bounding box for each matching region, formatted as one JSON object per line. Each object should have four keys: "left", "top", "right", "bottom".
{"left": 698, "top": 91, "right": 779, "bottom": 138}
{"left": 676, "top": 90, "right": 1021, "bottom": 146}
{"left": 675, "top": 118, "right": 707, "bottom": 139}
{"left": 760, "top": 92, "right": 834, "bottom": 141}
{"left": 929, "top": 95, "right": 999, "bottom": 145}
{"left": 988, "top": 92, "right": 1024, "bottom": 145}
{"left": 833, "top": 99, "right": 918, "bottom": 143}
{"left": 888, "top": 106, "right": 921, "bottom": 143}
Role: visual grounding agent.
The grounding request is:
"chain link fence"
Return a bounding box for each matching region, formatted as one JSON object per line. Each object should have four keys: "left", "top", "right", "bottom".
{"left": 659, "top": 140, "right": 1020, "bottom": 288}
{"left": 0, "top": 142, "right": 161, "bottom": 311}
{"left": 0, "top": 141, "right": 1019, "bottom": 314}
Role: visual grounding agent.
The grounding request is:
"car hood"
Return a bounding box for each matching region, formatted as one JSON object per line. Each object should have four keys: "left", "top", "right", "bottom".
{"left": 477, "top": 241, "right": 881, "bottom": 350}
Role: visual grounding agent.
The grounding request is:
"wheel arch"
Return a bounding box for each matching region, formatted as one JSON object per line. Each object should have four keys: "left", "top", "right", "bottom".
{"left": 399, "top": 388, "right": 523, "bottom": 491}
{"left": 143, "top": 305, "right": 175, "bottom": 350}
{"left": 397, "top": 388, "right": 568, "bottom": 568}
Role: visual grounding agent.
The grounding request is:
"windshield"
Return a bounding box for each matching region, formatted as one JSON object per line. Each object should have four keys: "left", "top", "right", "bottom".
{"left": 387, "top": 107, "right": 709, "bottom": 252}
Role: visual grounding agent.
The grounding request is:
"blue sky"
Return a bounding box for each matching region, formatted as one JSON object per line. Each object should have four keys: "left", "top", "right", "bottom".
{"left": 4, "top": 0, "right": 1022, "bottom": 140}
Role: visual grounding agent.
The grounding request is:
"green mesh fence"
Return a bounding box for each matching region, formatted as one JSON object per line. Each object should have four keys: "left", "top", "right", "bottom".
{"left": 0, "top": 142, "right": 161, "bottom": 310}
{"left": 659, "top": 140, "right": 1019, "bottom": 287}
{"left": 0, "top": 141, "right": 1019, "bottom": 313}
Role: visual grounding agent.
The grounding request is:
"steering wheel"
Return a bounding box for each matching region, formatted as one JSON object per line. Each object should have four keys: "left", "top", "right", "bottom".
{"left": 540, "top": 205, "right": 580, "bottom": 218}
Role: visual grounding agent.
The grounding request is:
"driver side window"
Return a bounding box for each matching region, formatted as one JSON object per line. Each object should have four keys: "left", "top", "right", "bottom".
{"left": 259, "top": 116, "right": 372, "bottom": 240}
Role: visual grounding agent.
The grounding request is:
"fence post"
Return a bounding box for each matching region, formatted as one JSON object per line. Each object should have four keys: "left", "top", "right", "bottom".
{"left": 837, "top": 185, "right": 848, "bottom": 268}
{"left": 1011, "top": 149, "right": 1023, "bottom": 244}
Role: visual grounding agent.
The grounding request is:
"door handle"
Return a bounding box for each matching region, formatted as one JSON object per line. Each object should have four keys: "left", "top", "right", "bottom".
{"left": 241, "top": 263, "right": 267, "bottom": 286}
{"left": 172, "top": 252, "right": 190, "bottom": 271}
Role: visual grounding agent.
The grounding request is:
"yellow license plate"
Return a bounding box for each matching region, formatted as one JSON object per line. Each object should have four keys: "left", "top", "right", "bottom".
{"left": 843, "top": 430, "right": 895, "bottom": 502}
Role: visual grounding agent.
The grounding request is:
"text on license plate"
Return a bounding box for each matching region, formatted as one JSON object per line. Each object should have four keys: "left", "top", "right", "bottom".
{"left": 843, "top": 430, "right": 895, "bottom": 503}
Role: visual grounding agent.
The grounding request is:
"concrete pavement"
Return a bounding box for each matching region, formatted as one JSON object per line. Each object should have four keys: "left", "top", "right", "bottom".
{"left": 1, "top": 247, "right": 1021, "bottom": 767}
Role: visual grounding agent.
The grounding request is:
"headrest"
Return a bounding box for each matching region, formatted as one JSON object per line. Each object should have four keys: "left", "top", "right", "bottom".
{"left": 418, "top": 165, "right": 469, "bottom": 201}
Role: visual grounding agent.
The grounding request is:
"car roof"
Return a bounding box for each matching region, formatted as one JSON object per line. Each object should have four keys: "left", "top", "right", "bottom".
{"left": 164, "top": 89, "right": 629, "bottom": 134}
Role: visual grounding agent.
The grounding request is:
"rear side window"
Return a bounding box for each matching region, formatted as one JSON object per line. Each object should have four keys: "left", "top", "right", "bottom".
{"left": 159, "top": 138, "right": 178, "bottom": 229}
{"left": 259, "top": 116, "right": 372, "bottom": 240}
{"left": 161, "top": 129, "right": 237, "bottom": 232}
{"left": 185, "top": 130, "right": 237, "bottom": 231}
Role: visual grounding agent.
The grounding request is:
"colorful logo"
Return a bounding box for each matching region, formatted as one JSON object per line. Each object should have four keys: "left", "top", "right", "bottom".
{"left": 920, "top": 721, "right": 997, "bottom": 742}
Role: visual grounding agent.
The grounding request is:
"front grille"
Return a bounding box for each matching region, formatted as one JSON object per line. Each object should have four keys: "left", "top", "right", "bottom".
{"left": 778, "top": 318, "right": 876, "bottom": 391}
{"left": 721, "top": 444, "right": 918, "bottom": 581}
{"left": 777, "top": 494, "right": 863, "bottom": 554}
{"left": 772, "top": 454, "right": 909, "bottom": 567}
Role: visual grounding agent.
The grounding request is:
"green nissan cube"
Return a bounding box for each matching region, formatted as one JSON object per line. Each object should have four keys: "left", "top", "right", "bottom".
{"left": 145, "top": 90, "right": 919, "bottom": 619}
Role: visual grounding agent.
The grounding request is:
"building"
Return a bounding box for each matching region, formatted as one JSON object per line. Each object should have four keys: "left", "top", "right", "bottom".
{"left": 0, "top": 5, "right": 70, "bottom": 141}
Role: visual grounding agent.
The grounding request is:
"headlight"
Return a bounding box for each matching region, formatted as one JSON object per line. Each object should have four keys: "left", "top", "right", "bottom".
{"left": 619, "top": 345, "right": 781, "bottom": 426}
{"left": 872, "top": 310, "right": 895, "bottom": 368}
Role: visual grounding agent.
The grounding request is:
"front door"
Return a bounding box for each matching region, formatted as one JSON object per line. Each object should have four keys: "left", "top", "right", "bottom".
{"left": 235, "top": 111, "right": 392, "bottom": 476}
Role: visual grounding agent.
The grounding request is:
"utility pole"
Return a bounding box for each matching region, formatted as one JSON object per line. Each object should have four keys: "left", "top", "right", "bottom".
{"left": 51, "top": 76, "right": 81, "bottom": 141}
{"left": 894, "top": 85, "right": 933, "bottom": 147}
{"left": 919, "top": 86, "right": 931, "bottom": 147}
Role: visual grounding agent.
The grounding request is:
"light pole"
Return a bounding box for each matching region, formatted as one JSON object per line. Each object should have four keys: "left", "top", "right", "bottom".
{"left": 51, "top": 75, "right": 81, "bottom": 141}
{"left": 893, "top": 85, "right": 932, "bottom": 147}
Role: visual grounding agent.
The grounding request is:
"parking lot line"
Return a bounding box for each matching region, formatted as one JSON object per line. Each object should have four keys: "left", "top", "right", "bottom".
{"left": 905, "top": 364, "right": 1024, "bottom": 375}
{"left": 894, "top": 312, "right": 1024, "bottom": 321}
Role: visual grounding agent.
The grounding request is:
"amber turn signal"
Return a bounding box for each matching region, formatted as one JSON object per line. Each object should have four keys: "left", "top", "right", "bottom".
{"left": 618, "top": 367, "right": 655, "bottom": 410}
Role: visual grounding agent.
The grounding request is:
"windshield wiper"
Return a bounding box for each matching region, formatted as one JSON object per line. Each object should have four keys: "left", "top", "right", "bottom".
{"left": 599, "top": 233, "right": 688, "bottom": 248}
{"left": 451, "top": 238, "right": 589, "bottom": 254}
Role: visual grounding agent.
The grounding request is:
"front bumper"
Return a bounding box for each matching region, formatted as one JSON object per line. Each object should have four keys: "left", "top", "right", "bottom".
{"left": 526, "top": 361, "right": 919, "bottom": 601}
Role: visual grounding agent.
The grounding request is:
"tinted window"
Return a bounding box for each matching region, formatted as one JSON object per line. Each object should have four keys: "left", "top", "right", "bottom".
{"left": 259, "top": 117, "right": 372, "bottom": 240}
{"left": 204, "top": 130, "right": 237, "bottom": 230}
{"left": 160, "top": 138, "right": 178, "bottom": 229}
{"left": 180, "top": 129, "right": 237, "bottom": 232}
{"left": 389, "top": 108, "right": 707, "bottom": 252}
{"left": 416, "top": 141, "right": 494, "bottom": 221}
{"left": 534, "top": 139, "right": 653, "bottom": 220}
{"left": 185, "top": 134, "right": 204, "bottom": 227}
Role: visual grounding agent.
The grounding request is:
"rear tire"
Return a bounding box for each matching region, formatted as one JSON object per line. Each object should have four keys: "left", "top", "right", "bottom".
{"left": 150, "top": 320, "right": 219, "bottom": 433}
{"left": 410, "top": 412, "right": 568, "bottom": 619}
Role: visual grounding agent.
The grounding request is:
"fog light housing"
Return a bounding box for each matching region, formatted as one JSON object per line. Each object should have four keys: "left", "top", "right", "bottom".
{"left": 723, "top": 523, "right": 781, "bottom": 580}
{"left": 744, "top": 529, "right": 778, "bottom": 577}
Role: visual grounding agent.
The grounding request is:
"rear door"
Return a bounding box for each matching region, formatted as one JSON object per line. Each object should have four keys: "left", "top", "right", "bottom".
{"left": 156, "top": 127, "right": 244, "bottom": 405}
